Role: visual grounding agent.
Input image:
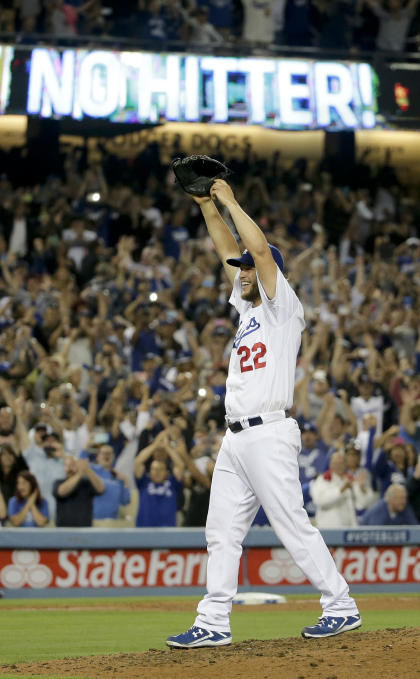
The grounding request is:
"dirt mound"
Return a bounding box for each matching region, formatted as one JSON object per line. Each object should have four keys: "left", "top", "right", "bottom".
{"left": 1, "top": 627, "right": 419, "bottom": 679}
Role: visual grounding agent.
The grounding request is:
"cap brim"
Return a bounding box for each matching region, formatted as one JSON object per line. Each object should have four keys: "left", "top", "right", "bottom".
{"left": 226, "top": 252, "right": 255, "bottom": 268}
{"left": 226, "top": 245, "right": 284, "bottom": 271}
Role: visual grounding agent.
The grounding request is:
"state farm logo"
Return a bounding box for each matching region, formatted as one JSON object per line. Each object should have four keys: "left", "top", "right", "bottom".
{"left": 258, "top": 548, "right": 307, "bottom": 585}
{"left": 1, "top": 550, "right": 53, "bottom": 589}
{"left": 56, "top": 549, "right": 208, "bottom": 588}
{"left": 254, "top": 546, "right": 420, "bottom": 586}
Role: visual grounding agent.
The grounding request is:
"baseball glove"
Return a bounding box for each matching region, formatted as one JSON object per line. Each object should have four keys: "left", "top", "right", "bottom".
{"left": 171, "top": 155, "right": 231, "bottom": 197}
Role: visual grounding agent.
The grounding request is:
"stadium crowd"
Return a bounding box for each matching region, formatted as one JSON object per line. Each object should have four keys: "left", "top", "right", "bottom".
{"left": 2, "top": 0, "right": 420, "bottom": 53}
{"left": 0, "top": 138, "right": 419, "bottom": 530}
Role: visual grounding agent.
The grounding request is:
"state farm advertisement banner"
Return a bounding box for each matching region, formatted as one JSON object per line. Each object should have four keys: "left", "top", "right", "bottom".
{"left": 247, "top": 547, "right": 420, "bottom": 586}
{"left": 0, "top": 549, "right": 213, "bottom": 589}
{"left": 0, "top": 546, "right": 419, "bottom": 589}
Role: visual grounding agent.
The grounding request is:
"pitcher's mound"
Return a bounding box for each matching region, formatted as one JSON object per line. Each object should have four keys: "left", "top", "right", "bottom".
{"left": 1, "top": 627, "right": 419, "bottom": 679}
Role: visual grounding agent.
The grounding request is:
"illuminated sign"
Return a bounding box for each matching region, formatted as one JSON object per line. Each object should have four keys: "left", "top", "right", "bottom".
{"left": 25, "top": 48, "right": 377, "bottom": 130}
{"left": 0, "top": 46, "right": 13, "bottom": 114}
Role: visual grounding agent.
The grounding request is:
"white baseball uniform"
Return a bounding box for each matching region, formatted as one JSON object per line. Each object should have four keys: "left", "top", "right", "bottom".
{"left": 194, "top": 267, "right": 359, "bottom": 632}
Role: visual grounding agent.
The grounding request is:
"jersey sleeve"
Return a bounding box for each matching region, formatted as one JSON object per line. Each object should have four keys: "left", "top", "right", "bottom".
{"left": 7, "top": 497, "right": 19, "bottom": 516}
{"left": 135, "top": 474, "right": 148, "bottom": 491}
{"left": 40, "top": 498, "right": 50, "bottom": 520}
{"left": 228, "top": 270, "right": 250, "bottom": 316}
{"left": 257, "top": 268, "right": 305, "bottom": 327}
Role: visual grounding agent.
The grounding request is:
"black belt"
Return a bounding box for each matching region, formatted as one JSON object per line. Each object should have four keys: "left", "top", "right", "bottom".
{"left": 227, "top": 416, "right": 263, "bottom": 433}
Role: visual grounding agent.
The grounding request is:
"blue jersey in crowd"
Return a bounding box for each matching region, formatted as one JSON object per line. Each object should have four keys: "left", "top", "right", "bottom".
{"left": 360, "top": 499, "right": 418, "bottom": 526}
{"left": 91, "top": 465, "right": 131, "bottom": 520}
{"left": 135, "top": 473, "right": 182, "bottom": 527}
{"left": 298, "top": 442, "right": 329, "bottom": 516}
{"left": 364, "top": 427, "right": 411, "bottom": 496}
{"left": 8, "top": 497, "right": 49, "bottom": 527}
{"left": 162, "top": 223, "right": 189, "bottom": 261}
{"left": 399, "top": 423, "right": 420, "bottom": 452}
{"left": 131, "top": 330, "right": 160, "bottom": 371}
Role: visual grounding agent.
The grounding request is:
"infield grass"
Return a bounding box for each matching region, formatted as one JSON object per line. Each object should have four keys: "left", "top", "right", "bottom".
{"left": 1, "top": 594, "right": 419, "bottom": 670}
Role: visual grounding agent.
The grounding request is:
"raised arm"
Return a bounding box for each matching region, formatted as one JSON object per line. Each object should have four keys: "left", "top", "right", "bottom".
{"left": 0, "top": 377, "right": 30, "bottom": 451}
{"left": 317, "top": 392, "right": 337, "bottom": 445}
{"left": 331, "top": 332, "right": 347, "bottom": 383}
{"left": 177, "top": 444, "right": 213, "bottom": 489}
{"left": 55, "top": 468, "right": 84, "bottom": 497}
{"left": 194, "top": 195, "right": 241, "bottom": 286}
{"left": 336, "top": 389, "right": 357, "bottom": 437}
{"left": 0, "top": 259, "right": 19, "bottom": 295}
{"left": 400, "top": 392, "right": 417, "bottom": 436}
{"left": 363, "top": 332, "right": 379, "bottom": 382}
{"left": 39, "top": 404, "right": 64, "bottom": 440}
{"left": 373, "top": 423, "right": 400, "bottom": 453}
{"left": 134, "top": 432, "right": 166, "bottom": 479}
{"left": 82, "top": 459, "right": 106, "bottom": 494}
{"left": 210, "top": 180, "right": 278, "bottom": 299}
{"left": 165, "top": 435, "right": 185, "bottom": 482}
{"left": 294, "top": 368, "right": 311, "bottom": 420}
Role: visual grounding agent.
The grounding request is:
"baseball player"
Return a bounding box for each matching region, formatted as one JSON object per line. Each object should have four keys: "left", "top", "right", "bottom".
{"left": 166, "top": 179, "right": 361, "bottom": 647}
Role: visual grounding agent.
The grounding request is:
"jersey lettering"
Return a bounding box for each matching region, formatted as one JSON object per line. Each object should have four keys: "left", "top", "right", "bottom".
{"left": 252, "top": 342, "right": 266, "bottom": 369}
{"left": 233, "top": 316, "right": 261, "bottom": 349}
{"left": 238, "top": 342, "right": 267, "bottom": 373}
{"left": 146, "top": 480, "right": 173, "bottom": 497}
{"left": 238, "top": 346, "right": 253, "bottom": 372}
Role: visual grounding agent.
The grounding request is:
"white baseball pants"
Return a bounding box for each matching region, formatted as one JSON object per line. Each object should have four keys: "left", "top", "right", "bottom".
{"left": 194, "top": 417, "right": 359, "bottom": 632}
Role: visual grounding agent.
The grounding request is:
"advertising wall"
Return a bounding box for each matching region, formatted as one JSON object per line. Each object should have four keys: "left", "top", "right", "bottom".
{"left": 1, "top": 546, "right": 419, "bottom": 592}
{"left": 99, "top": 122, "right": 325, "bottom": 162}
{"left": 1, "top": 528, "right": 419, "bottom": 596}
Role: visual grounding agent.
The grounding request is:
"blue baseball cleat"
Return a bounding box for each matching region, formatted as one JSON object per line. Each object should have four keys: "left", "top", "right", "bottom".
{"left": 166, "top": 625, "right": 232, "bottom": 648}
{"left": 302, "top": 614, "right": 362, "bottom": 639}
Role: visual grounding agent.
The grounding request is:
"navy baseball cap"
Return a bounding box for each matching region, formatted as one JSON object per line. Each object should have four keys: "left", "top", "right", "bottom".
{"left": 226, "top": 244, "right": 284, "bottom": 272}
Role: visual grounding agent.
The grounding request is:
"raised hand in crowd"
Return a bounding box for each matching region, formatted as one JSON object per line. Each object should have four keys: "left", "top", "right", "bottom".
{"left": 55, "top": 456, "right": 105, "bottom": 498}
{"left": 134, "top": 429, "right": 184, "bottom": 481}
{"left": 400, "top": 389, "right": 420, "bottom": 438}
{"left": 0, "top": 376, "right": 30, "bottom": 451}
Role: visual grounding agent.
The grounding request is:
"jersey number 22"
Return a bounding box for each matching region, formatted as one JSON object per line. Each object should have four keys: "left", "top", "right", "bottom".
{"left": 238, "top": 342, "right": 267, "bottom": 372}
